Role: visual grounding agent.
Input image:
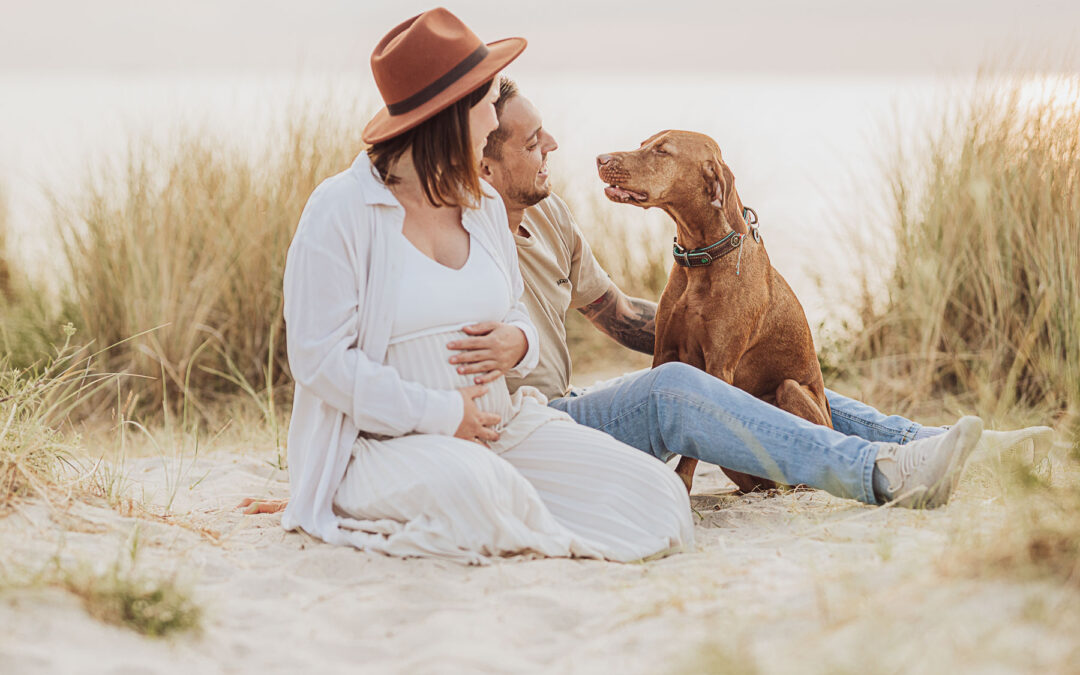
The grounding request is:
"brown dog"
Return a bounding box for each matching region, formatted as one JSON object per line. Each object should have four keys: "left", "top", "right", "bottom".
{"left": 597, "top": 130, "right": 832, "bottom": 493}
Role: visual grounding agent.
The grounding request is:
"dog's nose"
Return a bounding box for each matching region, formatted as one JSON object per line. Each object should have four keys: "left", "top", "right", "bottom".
{"left": 596, "top": 154, "right": 615, "bottom": 167}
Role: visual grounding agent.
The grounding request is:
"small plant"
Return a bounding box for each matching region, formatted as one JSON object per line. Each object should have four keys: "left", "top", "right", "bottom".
{"left": 57, "top": 528, "right": 202, "bottom": 637}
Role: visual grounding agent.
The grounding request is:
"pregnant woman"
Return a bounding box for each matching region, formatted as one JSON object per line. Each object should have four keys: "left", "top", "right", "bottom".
{"left": 279, "top": 8, "right": 693, "bottom": 564}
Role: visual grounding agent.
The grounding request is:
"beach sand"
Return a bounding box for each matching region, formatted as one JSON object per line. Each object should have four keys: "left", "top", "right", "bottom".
{"left": 2, "top": 439, "right": 1077, "bottom": 674}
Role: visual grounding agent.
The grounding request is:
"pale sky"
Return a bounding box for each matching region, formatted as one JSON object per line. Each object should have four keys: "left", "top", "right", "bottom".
{"left": 1, "top": 0, "right": 1078, "bottom": 75}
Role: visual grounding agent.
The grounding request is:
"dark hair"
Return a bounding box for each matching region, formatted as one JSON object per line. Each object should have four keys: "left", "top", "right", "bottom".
{"left": 368, "top": 79, "right": 494, "bottom": 207}
{"left": 482, "top": 77, "right": 520, "bottom": 161}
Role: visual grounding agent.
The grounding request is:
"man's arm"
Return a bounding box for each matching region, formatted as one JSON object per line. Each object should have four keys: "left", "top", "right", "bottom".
{"left": 577, "top": 281, "right": 656, "bottom": 355}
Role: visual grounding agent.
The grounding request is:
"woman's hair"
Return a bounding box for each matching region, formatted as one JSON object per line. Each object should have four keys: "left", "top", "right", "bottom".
{"left": 368, "top": 79, "right": 494, "bottom": 208}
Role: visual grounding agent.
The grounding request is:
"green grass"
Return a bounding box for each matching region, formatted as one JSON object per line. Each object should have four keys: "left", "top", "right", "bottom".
{"left": 2, "top": 528, "right": 202, "bottom": 638}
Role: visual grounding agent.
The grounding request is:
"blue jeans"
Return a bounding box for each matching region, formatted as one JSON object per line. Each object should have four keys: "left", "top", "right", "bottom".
{"left": 547, "top": 363, "right": 934, "bottom": 505}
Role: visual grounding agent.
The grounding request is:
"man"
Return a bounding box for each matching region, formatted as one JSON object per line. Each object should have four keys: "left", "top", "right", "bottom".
{"left": 454, "top": 77, "right": 1050, "bottom": 508}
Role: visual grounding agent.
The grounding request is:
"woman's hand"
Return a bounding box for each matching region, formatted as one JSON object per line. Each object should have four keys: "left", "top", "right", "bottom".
{"left": 455, "top": 384, "right": 501, "bottom": 444}
{"left": 447, "top": 322, "right": 527, "bottom": 384}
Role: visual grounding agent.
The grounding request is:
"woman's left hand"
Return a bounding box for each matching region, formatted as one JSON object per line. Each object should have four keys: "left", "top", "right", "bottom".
{"left": 447, "top": 322, "right": 527, "bottom": 384}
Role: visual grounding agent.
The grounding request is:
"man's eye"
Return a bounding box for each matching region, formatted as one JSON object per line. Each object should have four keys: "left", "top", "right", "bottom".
{"left": 527, "top": 143, "right": 538, "bottom": 151}
{"left": 654, "top": 146, "right": 668, "bottom": 155}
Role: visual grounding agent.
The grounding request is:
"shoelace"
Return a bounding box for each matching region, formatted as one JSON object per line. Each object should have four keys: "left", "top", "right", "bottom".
{"left": 894, "top": 443, "right": 931, "bottom": 482}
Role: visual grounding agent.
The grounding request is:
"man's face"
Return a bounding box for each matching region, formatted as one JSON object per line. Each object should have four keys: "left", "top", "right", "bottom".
{"left": 482, "top": 95, "right": 558, "bottom": 209}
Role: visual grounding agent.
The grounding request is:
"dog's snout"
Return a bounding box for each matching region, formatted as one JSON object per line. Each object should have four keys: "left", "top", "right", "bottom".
{"left": 596, "top": 154, "right": 615, "bottom": 168}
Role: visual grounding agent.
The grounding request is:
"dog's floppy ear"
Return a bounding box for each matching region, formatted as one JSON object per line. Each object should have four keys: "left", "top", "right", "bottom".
{"left": 721, "top": 162, "right": 735, "bottom": 207}
{"left": 703, "top": 159, "right": 726, "bottom": 209}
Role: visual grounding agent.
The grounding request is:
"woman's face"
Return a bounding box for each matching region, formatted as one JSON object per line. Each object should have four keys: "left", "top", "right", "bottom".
{"left": 468, "top": 79, "right": 501, "bottom": 160}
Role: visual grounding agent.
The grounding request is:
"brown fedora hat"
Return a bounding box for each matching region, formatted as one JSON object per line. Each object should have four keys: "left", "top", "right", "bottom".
{"left": 362, "top": 8, "right": 526, "bottom": 145}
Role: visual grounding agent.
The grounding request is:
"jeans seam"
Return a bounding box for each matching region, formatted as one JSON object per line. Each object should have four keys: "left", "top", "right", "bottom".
{"left": 653, "top": 387, "right": 877, "bottom": 503}
{"left": 595, "top": 399, "right": 650, "bottom": 434}
{"left": 831, "top": 408, "right": 896, "bottom": 434}
{"left": 654, "top": 387, "right": 822, "bottom": 449}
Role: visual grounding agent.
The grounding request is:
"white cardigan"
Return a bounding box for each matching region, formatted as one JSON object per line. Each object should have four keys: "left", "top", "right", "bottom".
{"left": 280, "top": 152, "right": 540, "bottom": 545}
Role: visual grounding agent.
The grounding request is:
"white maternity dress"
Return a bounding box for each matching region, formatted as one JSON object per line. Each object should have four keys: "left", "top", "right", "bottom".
{"left": 282, "top": 152, "right": 693, "bottom": 564}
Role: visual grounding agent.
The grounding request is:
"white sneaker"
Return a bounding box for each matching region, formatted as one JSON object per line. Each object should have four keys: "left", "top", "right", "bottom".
{"left": 975, "top": 426, "right": 1055, "bottom": 462}
{"left": 874, "top": 416, "right": 984, "bottom": 508}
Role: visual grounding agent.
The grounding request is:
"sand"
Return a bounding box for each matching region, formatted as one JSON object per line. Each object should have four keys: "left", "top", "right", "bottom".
{"left": 2, "top": 443, "right": 1078, "bottom": 675}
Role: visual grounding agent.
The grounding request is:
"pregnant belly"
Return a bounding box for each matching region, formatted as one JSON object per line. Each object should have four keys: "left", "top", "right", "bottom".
{"left": 385, "top": 329, "right": 514, "bottom": 426}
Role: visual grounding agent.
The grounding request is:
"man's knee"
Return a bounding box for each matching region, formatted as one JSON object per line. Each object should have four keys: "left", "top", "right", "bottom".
{"left": 650, "top": 362, "right": 715, "bottom": 399}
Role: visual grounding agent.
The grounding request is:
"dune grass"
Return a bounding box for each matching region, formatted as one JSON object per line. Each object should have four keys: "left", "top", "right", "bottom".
{"left": 0, "top": 325, "right": 121, "bottom": 509}
{"left": 821, "top": 76, "right": 1080, "bottom": 589}
{"left": 0, "top": 189, "right": 58, "bottom": 368}
{"left": 830, "top": 76, "right": 1080, "bottom": 420}
{"left": 54, "top": 104, "right": 368, "bottom": 418}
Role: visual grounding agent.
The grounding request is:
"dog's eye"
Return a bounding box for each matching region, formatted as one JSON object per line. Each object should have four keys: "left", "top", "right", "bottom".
{"left": 654, "top": 146, "right": 668, "bottom": 155}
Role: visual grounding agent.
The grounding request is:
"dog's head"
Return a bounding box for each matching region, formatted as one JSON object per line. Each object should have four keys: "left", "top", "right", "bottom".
{"left": 596, "top": 130, "right": 735, "bottom": 213}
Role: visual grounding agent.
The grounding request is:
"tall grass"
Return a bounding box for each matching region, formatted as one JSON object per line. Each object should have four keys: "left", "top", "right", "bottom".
{"left": 833, "top": 77, "right": 1080, "bottom": 419}
{"left": 824, "top": 76, "right": 1080, "bottom": 588}
{"left": 56, "top": 104, "right": 367, "bottom": 417}
{"left": 0, "top": 325, "right": 119, "bottom": 508}
{"left": 0, "top": 188, "right": 60, "bottom": 368}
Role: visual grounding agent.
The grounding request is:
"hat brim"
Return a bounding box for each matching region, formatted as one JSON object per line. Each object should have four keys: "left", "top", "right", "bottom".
{"left": 362, "top": 37, "right": 527, "bottom": 145}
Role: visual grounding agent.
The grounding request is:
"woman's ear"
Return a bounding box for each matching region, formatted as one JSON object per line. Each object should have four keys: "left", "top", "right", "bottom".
{"left": 703, "top": 159, "right": 725, "bottom": 208}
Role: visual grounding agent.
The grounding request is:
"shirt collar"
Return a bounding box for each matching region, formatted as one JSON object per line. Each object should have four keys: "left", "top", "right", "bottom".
{"left": 351, "top": 152, "right": 399, "bottom": 207}
{"left": 349, "top": 151, "right": 492, "bottom": 219}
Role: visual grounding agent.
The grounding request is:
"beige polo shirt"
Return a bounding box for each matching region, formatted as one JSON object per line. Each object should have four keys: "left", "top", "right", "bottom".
{"left": 506, "top": 193, "right": 611, "bottom": 400}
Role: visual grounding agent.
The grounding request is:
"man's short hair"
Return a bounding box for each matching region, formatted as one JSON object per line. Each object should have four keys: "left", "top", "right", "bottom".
{"left": 483, "top": 77, "right": 519, "bottom": 161}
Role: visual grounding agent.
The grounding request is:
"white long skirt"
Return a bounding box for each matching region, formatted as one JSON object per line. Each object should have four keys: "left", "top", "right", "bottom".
{"left": 332, "top": 329, "right": 694, "bottom": 564}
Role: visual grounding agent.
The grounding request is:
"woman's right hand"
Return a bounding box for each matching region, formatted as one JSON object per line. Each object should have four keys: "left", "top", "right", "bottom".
{"left": 454, "top": 385, "right": 501, "bottom": 444}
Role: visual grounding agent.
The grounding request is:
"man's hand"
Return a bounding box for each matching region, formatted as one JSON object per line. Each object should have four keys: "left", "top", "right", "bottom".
{"left": 446, "top": 322, "right": 528, "bottom": 384}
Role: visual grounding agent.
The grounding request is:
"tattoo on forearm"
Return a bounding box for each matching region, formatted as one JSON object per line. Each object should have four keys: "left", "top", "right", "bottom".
{"left": 578, "top": 288, "right": 657, "bottom": 355}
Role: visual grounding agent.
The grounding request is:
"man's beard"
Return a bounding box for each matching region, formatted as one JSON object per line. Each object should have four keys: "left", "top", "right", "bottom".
{"left": 508, "top": 180, "right": 550, "bottom": 208}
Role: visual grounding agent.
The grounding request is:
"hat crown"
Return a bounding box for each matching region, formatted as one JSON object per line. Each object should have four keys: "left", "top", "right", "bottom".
{"left": 371, "top": 8, "right": 485, "bottom": 108}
